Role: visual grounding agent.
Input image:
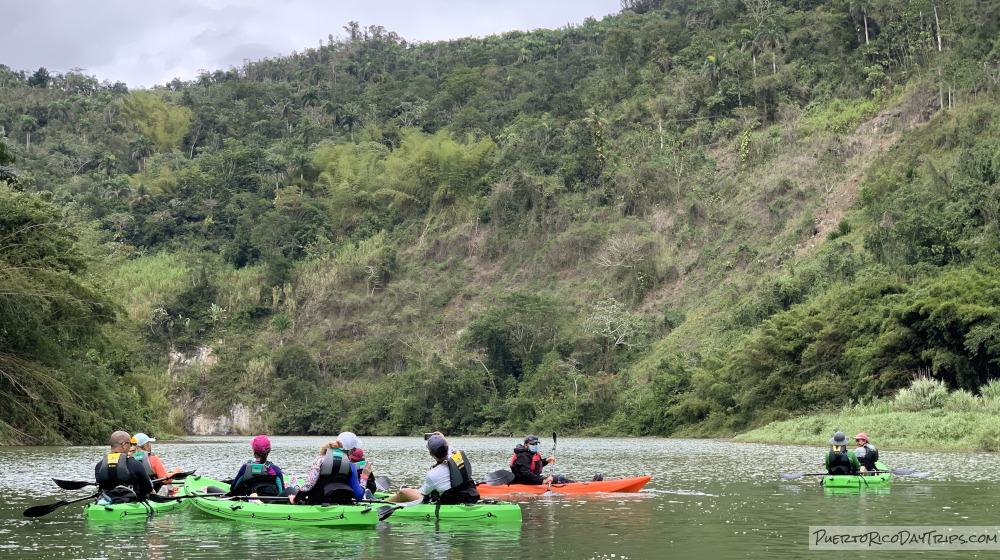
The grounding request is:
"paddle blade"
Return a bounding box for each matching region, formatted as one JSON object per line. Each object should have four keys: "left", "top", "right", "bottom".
{"left": 23, "top": 501, "right": 69, "bottom": 518}
{"left": 889, "top": 468, "right": 917, "bottom": 476}
{"left": 52, "top": 478, "right": 94, "bottom": 491}
{"left": 376, "top": 505, "right": 398, "bottom": 522}
{"left": 374, "top": 476, "right": 391, "bottom": 492}
{"left": 778, "top": 472, "right": 806, "bottom": 480}
{"left": 908, "top": 471, "right": 931, "bottom": 478}
{"left": 480, "top": 469, "right": 515, "bottom": 486}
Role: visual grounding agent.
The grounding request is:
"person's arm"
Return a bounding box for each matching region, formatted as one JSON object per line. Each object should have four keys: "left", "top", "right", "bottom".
{"left": 149, "top": 455, "right": 169, "bottom": 480}
{"left": 298, "top": 456, "right": 323, "bottom": 491}
{"left": 272, "top": 464, "right": 285, "bottom": 492}
{"left": 850, "top": 452, "right": 861, "bottom": 471}
{"left": 513, "top": 453, "right": 546, "bottom": 484}
{"left": 129, "top": 459, "right": 154, "bottom": 497}
{"left": 348, "top": 463, "right": 365, "bottom": 501}
{"left": 824, "top": 453, "right": 831, "bottom": 471}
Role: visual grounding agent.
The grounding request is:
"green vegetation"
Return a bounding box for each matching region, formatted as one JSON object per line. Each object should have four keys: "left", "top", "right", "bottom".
{"left": 2, "top": 0, "right": 1000, "bottom": 445}
{"left": 736, "top": 378, "right": 1000, "bottom": 451}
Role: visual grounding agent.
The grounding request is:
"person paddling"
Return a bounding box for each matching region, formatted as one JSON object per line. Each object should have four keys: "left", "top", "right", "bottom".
{"left": 825, "top": 431, "right": 861, "bottom": 475}
{"left": 511, "top": 434, "right": 571, "bottom": 484}
{"left": 388, "top": 432, "right": 480, "bottom": 505}
{"left": 131, "top": 432, "right": 182, "bottom": 495}
{"left": 853, "top": 433, "right": 880, "bottom": 473}
{"left": 218, "top": 435, "right": 286, "bottom": 497}
{"left": 94, "top": 430, "right": 153, "bottom": 504}
{"left": 288, "top": 432, "right": 370, "bottom": 505}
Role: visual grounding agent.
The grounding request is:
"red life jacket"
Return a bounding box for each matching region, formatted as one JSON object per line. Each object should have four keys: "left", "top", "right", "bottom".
{"left": 510, "top": 450, "right": 543, "bottom": 474}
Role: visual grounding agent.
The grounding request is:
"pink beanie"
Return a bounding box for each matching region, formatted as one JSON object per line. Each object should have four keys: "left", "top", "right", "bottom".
{"left": 251, "top": 435, "right": 271, "bottom": 453}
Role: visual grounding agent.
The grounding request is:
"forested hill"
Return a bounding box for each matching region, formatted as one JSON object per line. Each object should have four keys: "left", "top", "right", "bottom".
{"left": 2, "top": 0, "right": 1000, "bottom": 444}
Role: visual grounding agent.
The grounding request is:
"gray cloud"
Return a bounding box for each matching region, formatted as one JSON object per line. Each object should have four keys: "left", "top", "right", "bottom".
{"left": 1, "top": 0, "right": 618, "bottom": 88}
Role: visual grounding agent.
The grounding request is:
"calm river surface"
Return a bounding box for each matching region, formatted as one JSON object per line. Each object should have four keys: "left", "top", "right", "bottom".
{"left": 1, "top": 437, "right": 996, "bottom": 559}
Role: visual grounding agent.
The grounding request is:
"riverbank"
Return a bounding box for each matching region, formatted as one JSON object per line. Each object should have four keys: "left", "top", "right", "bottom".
{"left": 734, "top": 409, "right": 1000, "bottom": 451}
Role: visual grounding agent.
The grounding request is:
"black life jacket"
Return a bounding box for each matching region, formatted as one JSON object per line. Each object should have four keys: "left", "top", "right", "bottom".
{"left": 827, "top": 446, "right": 857, "bottom": 475}
{"left": 434, "top": 449, "right": 479, "bottom": 505}
{"left": 352, "top": 458, "right": 377, "bottom": 493}
{"left": 304, "top": 449, "right": 354, "bottom": 505}
{"left": 855, "top": 443, "right": 879, "bottom": 470}
{"left": 96, "top": 452, "right": 131, "bottom": 490}
{"left": 231, "top": 461, "right": 280, "bottom": 496}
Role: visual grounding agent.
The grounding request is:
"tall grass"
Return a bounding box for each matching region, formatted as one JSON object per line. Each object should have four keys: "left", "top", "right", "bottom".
{"left": 736, "top": 376, "right": 1000, "bottom": 451}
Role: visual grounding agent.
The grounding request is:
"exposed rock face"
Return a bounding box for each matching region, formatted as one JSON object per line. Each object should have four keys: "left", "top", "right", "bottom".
{"left": 170, "top": 346, "right": 264, "bottom": 435}
{"left": 187, "top": 403, "right": 258, "bottom": 436}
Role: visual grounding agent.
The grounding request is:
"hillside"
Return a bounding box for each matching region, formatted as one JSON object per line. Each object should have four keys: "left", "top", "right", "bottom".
{"left": 1, "top": 0, "right": 1000, "bottom": 444}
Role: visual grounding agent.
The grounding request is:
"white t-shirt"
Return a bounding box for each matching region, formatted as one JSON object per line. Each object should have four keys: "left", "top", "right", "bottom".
{"left": 418, "top": 446, "right": 455, "bottom": 496}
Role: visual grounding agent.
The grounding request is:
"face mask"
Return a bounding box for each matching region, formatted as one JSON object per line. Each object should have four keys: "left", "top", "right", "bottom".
{"left": 528, "top": 445, "right": 539, "bottom": 453}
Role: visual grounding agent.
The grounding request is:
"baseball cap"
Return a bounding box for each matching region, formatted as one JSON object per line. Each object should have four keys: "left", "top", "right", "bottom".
{"left": 337, "top": 432, "right": 361, "bottom": 451}
{"left": 132, "top": 433, "right": 155, "bottom": 446}
{"left": 427, "top": 435, "right": 449, "bottom": 458}
{"left": 252, "top": 434, "right": 271, "bottom": 453}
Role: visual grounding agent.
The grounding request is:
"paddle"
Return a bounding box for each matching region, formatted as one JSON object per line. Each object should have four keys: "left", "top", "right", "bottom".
{"left": 374, "top": 476, "right": 391, "bottom": 493}
{"left": 53, "top": 470, "right": 196, "bottom": 491}
{"left": 23, "top": 493, "right": 99, "bottom": 518}
{"left": 479, "top": 469, "right": 515, "bottom": 486}
{"left": 779, "top": 468, "right": 928, "bottom": 480}
{"left": 376, "top": 496, "right": 425, "bottom": 522}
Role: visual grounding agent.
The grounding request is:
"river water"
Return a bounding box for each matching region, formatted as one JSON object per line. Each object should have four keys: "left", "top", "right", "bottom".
{"left": 1, "top": 436, "right": 996, "bottom": 559}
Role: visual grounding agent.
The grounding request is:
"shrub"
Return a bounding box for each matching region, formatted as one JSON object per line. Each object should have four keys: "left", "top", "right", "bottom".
{"left": 943, "top": 389, "right": 980, "bottom": 413}
{"left": 892, "top": 377, "right": 949, "bottom": 412}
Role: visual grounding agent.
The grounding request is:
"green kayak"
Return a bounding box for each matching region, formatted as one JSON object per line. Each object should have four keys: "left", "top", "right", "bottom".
{"left": 83, "top": 489, "right": 188, "bottom": 521}
{"left": 821, "top": 461, "right": 891, "bottom": 489}
{"left": 372, "top": 493, "right": 521, "bottom": 523}
{"left": 183, "top": 475, "right": 379, "bottom": 527}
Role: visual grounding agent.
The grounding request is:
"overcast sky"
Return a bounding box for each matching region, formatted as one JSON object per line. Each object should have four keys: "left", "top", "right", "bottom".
{"left": 3, "top": 0, "right": 621, "bottom": 89}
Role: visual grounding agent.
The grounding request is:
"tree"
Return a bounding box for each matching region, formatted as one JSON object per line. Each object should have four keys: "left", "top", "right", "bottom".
{"left": 850, "top": 0, "right": 873, "bottom": 45}
{"left": 130, "top": 136, "right": 155, "bottom": 173}
{"left": 18, "top": 115, "right": 38, "bottom": 150}
{"left": 755, "top": 18, "right": 786, "bottom": 74}
{"left": 0, "top": 137, "right": 19, "bottom": 188}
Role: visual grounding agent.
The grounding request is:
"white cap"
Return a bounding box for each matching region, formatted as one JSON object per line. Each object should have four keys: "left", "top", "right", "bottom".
{"left": 337, "top": 432, "right": 361, "bottom": 451}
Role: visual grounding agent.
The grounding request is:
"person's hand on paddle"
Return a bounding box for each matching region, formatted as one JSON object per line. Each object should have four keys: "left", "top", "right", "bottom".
{"left": 547, "top": 456, "right": 556, "bottom": 465}
{"left": 543, "top": 475, "right": 554, "bottom": 484}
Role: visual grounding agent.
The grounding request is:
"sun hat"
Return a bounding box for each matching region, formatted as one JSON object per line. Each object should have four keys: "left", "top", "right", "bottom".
{"left": 131, "top": 433, "right": 155, "bottom": 446}
{"left": 829, "top": 431, "right": 850, "bottom": 446}
{"left": 426, "top": 434, "right": 449, "bottom": 458}
{"left": 251, "top": 435, "right": 271, "bottom": 454}
{"left": 337, "top": 432, "right": 361, "bottom": 451}
{"left": 853, "top": 433, "right": 869, "bottom": 442}
{"left": 524, "top": 434, "right": 540, "bottom": 444}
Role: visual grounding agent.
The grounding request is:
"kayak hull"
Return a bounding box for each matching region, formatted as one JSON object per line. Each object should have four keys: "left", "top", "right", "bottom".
{"left": 183, "top": 475, "right": 378, "bottom": 527}
{"left": 84, "top": 489, "right": 188, "bottom": 521}
{"left": 372, "top": 494, "right": 521, "bottom": 523}
{"left": 477, "top": 475, "right": 651, "bottom": 496}
{"left": 821, "top": 462, "right": 891, "bottom": 489}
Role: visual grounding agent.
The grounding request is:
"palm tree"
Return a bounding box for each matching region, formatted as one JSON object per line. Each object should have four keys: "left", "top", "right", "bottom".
{"left": 755, "top": 18, "right": 786, "bottom": 74}
{"left": 129, "top": 136, "right": 155, "bottom": 173}
{"left": 98, "top": 153, "right": 118, "bottom": 179}
{"left": 19, "top": 115, "right": 38, "bottom": 150}
{"left": 850, "top": 0, "right": 873, "bottom": 44}
{"left": 290, "top": 152, "right": 313, "bottom": 182}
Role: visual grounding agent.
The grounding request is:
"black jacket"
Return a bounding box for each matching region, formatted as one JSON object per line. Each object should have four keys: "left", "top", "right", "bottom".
{"left": 510, "top": 444, "right": 551, "bottom": 485}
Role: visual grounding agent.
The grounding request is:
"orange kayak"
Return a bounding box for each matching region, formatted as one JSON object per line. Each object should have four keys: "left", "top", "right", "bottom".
{"left": 477, "top": 475, "right": 651, "bottom": 496}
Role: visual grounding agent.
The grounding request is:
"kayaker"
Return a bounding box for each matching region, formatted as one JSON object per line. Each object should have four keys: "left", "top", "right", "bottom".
{"left": 349, "top": 447, "right": 378, "bottom": 493}
{"left": 510, "top": 434, "right": 565, "bottom": 485}
{"left": 387, "top": 432, "right": 480, "bottom": 505}
{"left": 223, "top": 435, "right": 286, "bottom": 496}
{"left": 825, "top": 431, "right": 861, "bottom": 475}
{"left": 853, "top": 432, "right": 880, "bottom": 472}
{"left": 94, "top": 430, "right": 154, "bottom": 504}
{"left": 288, "top": 432, "right": 370, "bottom": 505}
{"left": 131, "top": 432, "right": 182, "bottom": 495}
